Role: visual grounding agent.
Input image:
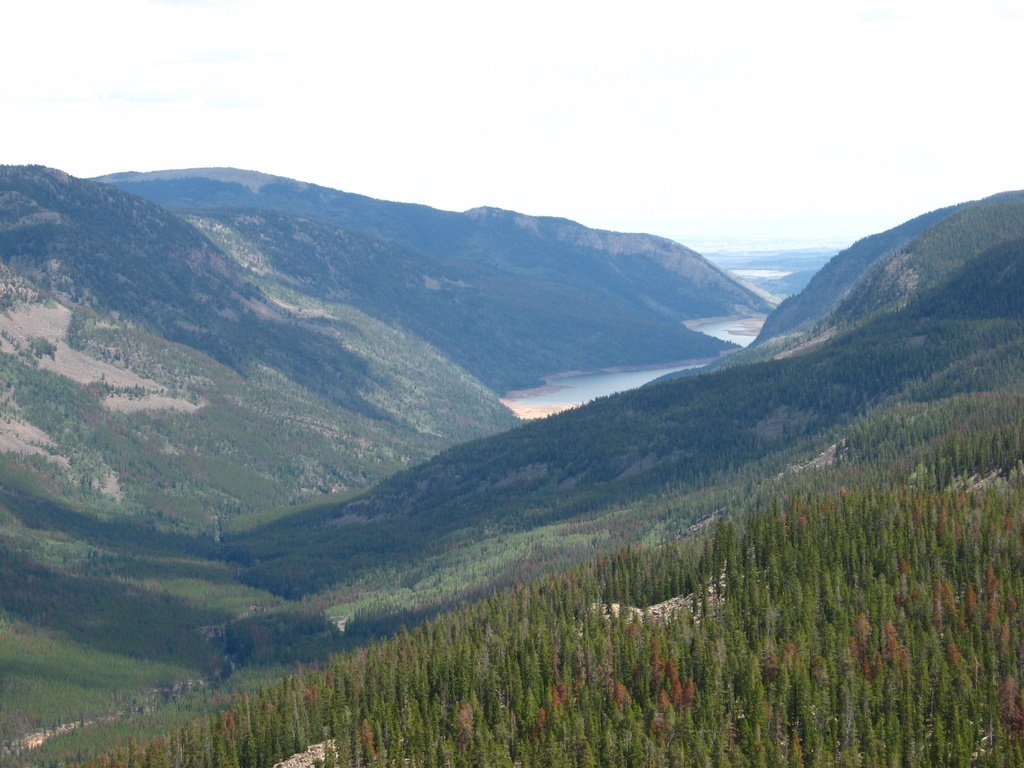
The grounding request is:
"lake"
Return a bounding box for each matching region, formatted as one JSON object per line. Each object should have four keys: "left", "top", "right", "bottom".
{"left": 502, "top": 363, "right": 704, "bottom": 419}
{"left": 683, "top": 315, "right": 764, "bottom": 347}
{"left": 502, "top": 315, "right": 766, "bottom": 419}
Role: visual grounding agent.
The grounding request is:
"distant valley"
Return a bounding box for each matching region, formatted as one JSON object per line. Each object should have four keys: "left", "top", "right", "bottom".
{"left": 5, "top": 168, "right": 1024, "bottom": 767}
{"left": 704, "top": 246, "right": 838, "bottom": 299}
{"left": 0, "top": 164, "right": 771, "bottom": 758}
{"left": 64, "top": 187, "right": 1024, "bottom": 768}
{"left": 97, "top": 168, "right": 772, "bottom": 391}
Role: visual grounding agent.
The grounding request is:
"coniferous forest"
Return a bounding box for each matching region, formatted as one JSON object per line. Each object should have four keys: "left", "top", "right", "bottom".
{"left": 83, "top": 445, "right": 1024, "bottom": 767}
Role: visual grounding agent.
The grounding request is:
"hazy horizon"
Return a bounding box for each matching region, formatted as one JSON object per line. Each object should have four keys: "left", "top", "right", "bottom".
{"left": 6, "top": 1, "right": 1022, "bottom": 251}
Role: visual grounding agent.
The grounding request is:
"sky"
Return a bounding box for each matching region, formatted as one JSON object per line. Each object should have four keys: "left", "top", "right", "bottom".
{"left": 4, "top": 0, "right": 1024, "bottom": 251}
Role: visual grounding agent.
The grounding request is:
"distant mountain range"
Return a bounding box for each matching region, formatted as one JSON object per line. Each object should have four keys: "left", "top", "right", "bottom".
{"left": 97, "top": 168, "right": 773, "bottom": 390}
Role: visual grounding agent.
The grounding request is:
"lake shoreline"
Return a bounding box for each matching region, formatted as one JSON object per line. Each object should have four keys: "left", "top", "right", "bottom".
{"left": 501, "top": 314, "right": 766, "bottom": 420}
{"left": 501, "top": 358, "right": 719, "bottom": 420}
{"left": 502, "top": 353, "right": 727, "bottom": 401}
{"left": 683, "top": 313, "right": 766, "bottom": 339}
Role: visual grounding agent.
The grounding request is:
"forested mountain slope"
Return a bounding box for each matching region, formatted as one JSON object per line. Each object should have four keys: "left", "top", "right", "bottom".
{"left": 97, "top": 168, "right": 770, "bottom": 390}
{"left": 6, "top": 174, "right": 1024, "bottom": 766}
{"left": 65, "top": 233, "right": 1024, "bottom": 766}
{"left": 826, "top": 197, "right": 1024, "bottom": 328}
{"left": 185, "top": 208, "right": 728, "bottom": 391}
{"left": 0, "top": 166, "right": 515, "bottom": 749}
{"left": 0, "top": 166, "right": 512, "bottom": 515}
{"left": 756, "top": 191, "right": 1024, "bottom": 346}
{"left": 84, "top": 405, "right": 1024, "bottom": 767}
{"left": 754, "top": 202, "right": 964, "bottom": 343}
{"left": 223, "top": 236, "right": 1024, "bottom": 609}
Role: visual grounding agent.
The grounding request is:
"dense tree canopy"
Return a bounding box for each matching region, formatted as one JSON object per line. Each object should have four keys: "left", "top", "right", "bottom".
{"left": 82, "top": 418, "right": 1024, "bottom": 767}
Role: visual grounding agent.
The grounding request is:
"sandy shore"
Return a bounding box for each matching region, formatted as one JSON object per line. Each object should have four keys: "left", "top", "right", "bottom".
{"left": 500, "top": 399, "right": 575, "bottom": 419}
{"left": 500, "top": 355, "right": 722, "bottom": 420}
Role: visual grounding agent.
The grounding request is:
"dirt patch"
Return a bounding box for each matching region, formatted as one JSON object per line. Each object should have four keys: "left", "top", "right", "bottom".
{"left": 40, "top": 346, "right": 160, "bottom": 390}
{"left": 0, "top": 303, "right": 202, "bottom": 414}
{"left": 593, "top": 602, "right": 646, "bottom": 622}
{"left": 273, "top": 741, "right": 336, "bottom": 768}
{"left": 93, "top": 472, "right": 124, "bottom": 500}
{"left": 782, "top": 442, "right": 843, "bottom": 476}
{"left": 0, "top": 303, "right": 71, "bottom": 344}
{"left": 682, "top": 510, "right": 724, "bottom": 537}
{"left": 968, "top": 469, "right": 1003, "bottom": 492}
{"left": 0, "top": 418, "right": 68, "bottom": 466}
{"left": 594, "top": 571, "right": 726, "bottom": 626}
{"left": 266, "top": 295, "right": 333, "bottom": 319}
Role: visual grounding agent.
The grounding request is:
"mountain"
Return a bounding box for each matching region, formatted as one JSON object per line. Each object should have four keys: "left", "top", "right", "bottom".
{"left": 72, "top": 236, "right": 1024, "bottom": 767}
{"left": 85, "top": 442, "right": 1024, "bottom": 767}
{"left": 96, "top": 168, "right": 772, "bottom": 390}
{"left": 0, "top": 165, "right": 523, "bottom": 753}
{"left": 0, "top": 162, "right": 763, "bottom": 753}
{"left": 753, "top": 203, "right": 964, "bottom": 343}
{"left": 825, "top": 195, "right": 1024, "bottom": 328}
{"left": 755, "top": 191, "right": 1024, "bottom": 348}
{"left": 221, "top": 232, "right": 1024, "bottom": 614}
{"left": 0, "top": 166, "right": 513, "bottom": 516}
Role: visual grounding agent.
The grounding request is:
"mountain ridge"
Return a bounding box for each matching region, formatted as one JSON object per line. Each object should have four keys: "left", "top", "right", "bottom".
{"left": 754, "top": 190, "right": 1024, "bottom": 349}
{"left": 0, "top": 165, "right": 514, "bottom": 517}
{"left": 754, "top": 202, "right": 966, "bottom": 344}
{"left": 96, "top": 167, "right": 771, "bottom": 389}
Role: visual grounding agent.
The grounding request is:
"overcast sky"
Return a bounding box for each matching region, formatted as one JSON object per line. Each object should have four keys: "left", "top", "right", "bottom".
{"left": 4, "top": 0, "right": 1023, "bottom": 250}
